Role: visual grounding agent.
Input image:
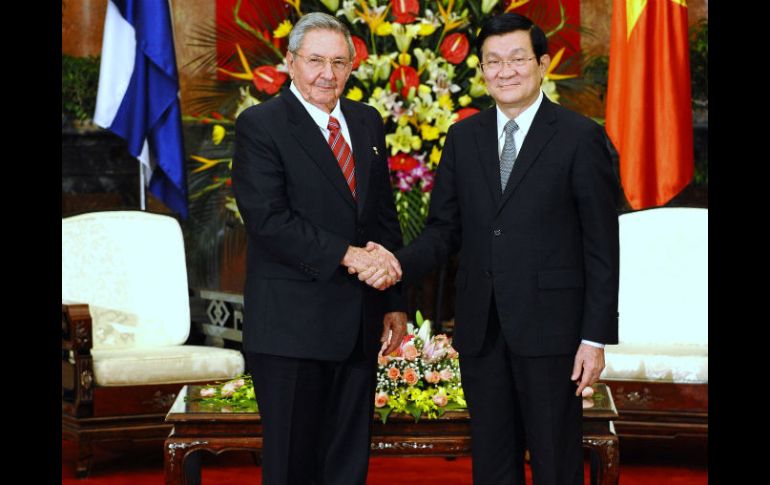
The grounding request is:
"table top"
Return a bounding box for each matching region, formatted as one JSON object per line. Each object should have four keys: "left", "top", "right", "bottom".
{"left": 166, "top": 382, "right": 617, "bottom": 424}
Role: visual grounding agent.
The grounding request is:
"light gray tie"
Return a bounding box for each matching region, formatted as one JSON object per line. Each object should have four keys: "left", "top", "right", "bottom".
{"left": 500, "top": 119, "right": 520, "bottom": 191}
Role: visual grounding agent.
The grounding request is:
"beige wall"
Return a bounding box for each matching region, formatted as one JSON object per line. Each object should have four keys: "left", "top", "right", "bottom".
{"left": 63, "top": 0, "right": 708, "bottom": 115}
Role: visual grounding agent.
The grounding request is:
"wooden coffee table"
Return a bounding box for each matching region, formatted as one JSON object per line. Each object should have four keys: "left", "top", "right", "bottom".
{"left": 165, "top": 383, "right": 619, "bottom": 485}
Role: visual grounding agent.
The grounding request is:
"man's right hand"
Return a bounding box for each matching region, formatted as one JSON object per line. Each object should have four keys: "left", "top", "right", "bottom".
{"left": 341, "top": 243, "right": 402, "bottom": 290}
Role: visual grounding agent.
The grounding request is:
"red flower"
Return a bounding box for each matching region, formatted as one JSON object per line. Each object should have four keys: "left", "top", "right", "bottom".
{"left": 440, "top": 33, "right": 470, "bottom": 65}
{"left": 389, "top": 65, "right": 420, "bottom": 98}
{"left": 251, "top": 65, "right": 288, "bottom": 95}
{"left": 351, "top": 36, "right": 369, "bottom": 70}
{"left": 391, "top": 0, "right": 420, "bottom": 24}
{"left": 456, "top": 107, "right": 480, "bottom": 122}
{"left": 211, "top": 112, "right": 224, "bottom": 120}
{"left": 389, "top": 153, "right": 419, "bottom": 172}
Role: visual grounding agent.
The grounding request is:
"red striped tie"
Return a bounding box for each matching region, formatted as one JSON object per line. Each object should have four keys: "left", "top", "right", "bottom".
{"left": 327, "top": 116, "right": 357, "bottom": 199}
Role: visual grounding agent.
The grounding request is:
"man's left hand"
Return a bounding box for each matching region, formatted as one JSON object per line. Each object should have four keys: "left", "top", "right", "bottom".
{"left": 380, "top": 311, "right": 407, "bottom": 356}
{"left": 571, "top": 343, "right": 605, "bottom": 397}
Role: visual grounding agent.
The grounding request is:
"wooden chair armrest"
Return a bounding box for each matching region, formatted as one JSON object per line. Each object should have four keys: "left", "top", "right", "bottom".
{"left": 62, "top": 302, "right": 93, "bottom": 353}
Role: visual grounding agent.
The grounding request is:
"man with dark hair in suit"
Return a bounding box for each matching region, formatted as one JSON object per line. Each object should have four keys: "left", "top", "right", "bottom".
{"left": 359, "top": 12, "right": 619, "bottom": 485}
{"left": 232, "top": 11, "right": 407, "bottom": 485}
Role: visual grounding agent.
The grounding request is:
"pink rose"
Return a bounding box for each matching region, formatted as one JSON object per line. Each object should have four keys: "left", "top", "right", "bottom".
{"left": 424, "top": 371, "right": 441, "bottom": 384}
{"left": 439, "top": 369, "right": 454, "bottom": 381}
{"left": 220, "top": 378, "right": 244, "bottom": 397}
{"left": 374, "top": 392, "right": 389, "bottom": 408}
{"left": 432, "top": 393, "right": 448, "bottom": 407}
{"left": 199, "top": 387, "right": 216, "bottom": 398}
{"left": 447, "top": 346, "right": 459, "bottom": 359}
{"left": 402, "top": 343, "right": 420, "bottom": 361}
{"left": 387, "top": 366, "right": 401, "bottom": 381}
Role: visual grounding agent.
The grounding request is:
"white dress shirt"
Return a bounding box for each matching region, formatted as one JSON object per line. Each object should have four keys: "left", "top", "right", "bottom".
{"left": 495, "top": 90, "right": 604, "bottom": 350}
{"left": 289, "top": 82, "right": 353, "bottom": 154}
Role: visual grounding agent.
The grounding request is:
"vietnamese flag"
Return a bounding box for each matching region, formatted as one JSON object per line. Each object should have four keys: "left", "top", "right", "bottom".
{"left": 605, "top": 0, "right": 694, "bottom": 210}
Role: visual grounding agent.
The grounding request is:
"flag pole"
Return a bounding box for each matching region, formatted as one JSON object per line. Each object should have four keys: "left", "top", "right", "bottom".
{"left": 139, "top": 161, "right": 147, "bottom": 211}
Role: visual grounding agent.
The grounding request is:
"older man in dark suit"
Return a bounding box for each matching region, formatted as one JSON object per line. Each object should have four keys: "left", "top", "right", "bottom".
{"left": 232, "top": 12, "right": 407, "bottom": 485}
{"left": 359, "top": 13, "right": 619, "bottom": 485}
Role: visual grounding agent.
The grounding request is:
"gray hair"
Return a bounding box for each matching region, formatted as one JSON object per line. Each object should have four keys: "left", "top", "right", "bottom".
{"left": 287, "top": 12, "right": 355, "bottom": 60}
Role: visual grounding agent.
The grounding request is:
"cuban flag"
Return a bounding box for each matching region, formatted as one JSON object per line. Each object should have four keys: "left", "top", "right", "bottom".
{"left": 94, "top": 0, "right": 188, "bottom": 218}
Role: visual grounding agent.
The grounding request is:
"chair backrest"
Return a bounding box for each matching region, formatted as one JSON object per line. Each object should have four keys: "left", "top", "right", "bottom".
{"left": 618, "top": 207, "right": 708, "bottom": 346}
{"left": 62, "top": 211, "right": 191, "bottom": 350}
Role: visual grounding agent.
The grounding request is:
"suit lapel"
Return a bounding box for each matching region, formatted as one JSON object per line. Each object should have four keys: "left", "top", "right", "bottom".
{"left": 282, "top": 90, "right": 356, "bottom": 210}
{"left": 473, "top": 108, "right": 503, "bottom": 206}
{"left": 496, "top": 96, "right": 557, "bottom": 214}
{"left": 341, "top": 99, "right": 372, "bottom": 216}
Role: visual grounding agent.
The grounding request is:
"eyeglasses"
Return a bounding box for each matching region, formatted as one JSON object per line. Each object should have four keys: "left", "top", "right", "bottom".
{"left": 292, "top": 52, "right": 352, "bottom": 73}
{"left": 480, "top": 57, "right": 536, "bottom": 74}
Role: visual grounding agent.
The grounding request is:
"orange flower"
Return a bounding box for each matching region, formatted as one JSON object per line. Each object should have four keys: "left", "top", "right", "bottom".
{"left": 387, "top": 366, "right": 401, "bottom": 381}
{"left": 403, "top": 367, "right": 419, "bottom": 386}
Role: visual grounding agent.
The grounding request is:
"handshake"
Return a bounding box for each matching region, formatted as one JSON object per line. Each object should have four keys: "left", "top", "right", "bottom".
{"left": 342, "top": 242, "right": 402, "bottom": 290}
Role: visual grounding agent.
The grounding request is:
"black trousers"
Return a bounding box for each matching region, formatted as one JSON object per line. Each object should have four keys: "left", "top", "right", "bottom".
{"left": 459, "top": 298, "right": 584, "bottom": 485}
{"left": 246, "top": 328, "right": 377, "bottom": 485}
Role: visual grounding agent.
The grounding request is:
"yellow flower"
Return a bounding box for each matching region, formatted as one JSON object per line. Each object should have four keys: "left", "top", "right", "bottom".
{"left": 458, "top": 94, "right": 472, "bottom": 107}
{"left": 418, "top": 84, "right": 432, "bottom": 96}
{"left": 376, "top": 22, "right": 393, "bottom": 36}
{"left": 398, "top": 52, "right": 412, "bottom": 66}
{"left": 386, "top": 125, "right": 422, "bottom": 155}
{"left": 346, "top": 86, "right": 363, "bottom": 101}
{"left": 466, "top": 54, "right": 479, "bottom": 69}
{"left": 430, "top": 145, "right": 442, "bottom": 165}
{"left": 272, "top": 20, "right": 293, "bottom": 39}
{"left": 397, "top": 114, "right": 410, "bottom": 127}
{"left": 420, "top": 123, "right": 440, "bottom": 141}
{"left": 438, "top": 93, "right": 454, "bottom": 111}
{"left": 212, "top": 125, "right": 225, "bottom": 145}
{"left": 418, "top": 22, "right": 437, "bottom": 37}
{"left": 468, "top": 70, "right": 488, "bottom": 98}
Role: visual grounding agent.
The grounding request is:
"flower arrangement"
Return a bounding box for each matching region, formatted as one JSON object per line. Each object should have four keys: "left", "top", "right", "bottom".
{"left": 189, "top": 311, "right": 465, "bottom": 422}
{"left": 186, "top": 0, "right": 582, "bottom": 244}
{"left": 374, "top": 310, "right": 466, "bottom": 422}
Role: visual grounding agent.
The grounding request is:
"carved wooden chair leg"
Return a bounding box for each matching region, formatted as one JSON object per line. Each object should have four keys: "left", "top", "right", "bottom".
{"left": 75, "top": 437, "right": 93, "bottom": 478}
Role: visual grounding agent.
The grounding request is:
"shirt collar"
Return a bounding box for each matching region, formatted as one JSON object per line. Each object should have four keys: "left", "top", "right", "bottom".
{"left": 496, "top": 90, "right": 544, "bottom": 141}
{"left": 289, "top": 81, "right": 344, "bottom": 130}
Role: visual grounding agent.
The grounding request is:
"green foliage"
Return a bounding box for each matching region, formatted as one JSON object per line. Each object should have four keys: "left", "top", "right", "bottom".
{"left": 62, "top": 54, "right": 101, "bottom": 122}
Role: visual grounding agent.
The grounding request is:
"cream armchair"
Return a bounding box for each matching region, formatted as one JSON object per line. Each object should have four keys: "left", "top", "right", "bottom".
{"left": 62, "top": 211, "right": 245, "bottom": 477}
{"left": 601, "top": 207, "right": 708, "bottom": 448}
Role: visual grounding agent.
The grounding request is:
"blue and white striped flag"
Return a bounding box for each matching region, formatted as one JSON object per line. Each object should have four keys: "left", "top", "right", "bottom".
{"left": 94, "top": 0, "right": 188, "bottom": 217}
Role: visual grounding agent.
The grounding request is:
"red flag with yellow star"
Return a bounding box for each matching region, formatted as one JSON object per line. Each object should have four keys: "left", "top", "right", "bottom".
{"left": 606, "top": 0, "right": 694, "bottom": 209}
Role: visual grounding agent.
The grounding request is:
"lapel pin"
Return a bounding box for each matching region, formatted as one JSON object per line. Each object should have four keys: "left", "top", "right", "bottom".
{"left": 372, "top": 146, "right": 379, "bottom": 155}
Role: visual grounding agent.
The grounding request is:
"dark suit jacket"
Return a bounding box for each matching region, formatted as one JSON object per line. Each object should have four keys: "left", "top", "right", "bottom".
{"left": 232, "top": 88, "right": 406, "bottom": 361}
{"left": 397, "top": 96, "right": 619, "bottom": 357}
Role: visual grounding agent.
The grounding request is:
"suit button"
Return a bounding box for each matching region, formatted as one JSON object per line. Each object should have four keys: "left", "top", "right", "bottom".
{"left": 484, "top": 270, "right": 492, "bottom": 278}
{"left": 493, "top": 229, "right": 502, "bottom": 236}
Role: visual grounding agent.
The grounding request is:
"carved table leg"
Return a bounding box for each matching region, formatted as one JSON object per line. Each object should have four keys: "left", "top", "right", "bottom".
{"left": 165, "top": 438, "right": 209, "bottom": 485}
{"left": 583, "top": 434, "right": 619, "bottom": 485}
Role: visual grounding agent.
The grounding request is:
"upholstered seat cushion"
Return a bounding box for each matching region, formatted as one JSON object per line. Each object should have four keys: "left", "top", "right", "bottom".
{"left": 606, "top": 208, "right": 708, "bottom": 384}
{"left": 91, "top": 345, "right": 245, "bottom": 386}
{"left": 602, "top": 343, "right": 707, "bottom": 383}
